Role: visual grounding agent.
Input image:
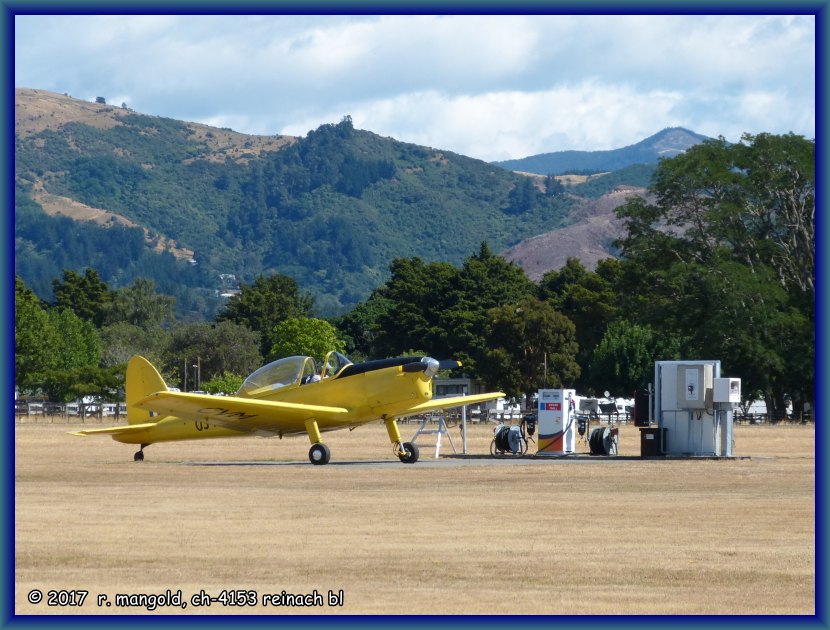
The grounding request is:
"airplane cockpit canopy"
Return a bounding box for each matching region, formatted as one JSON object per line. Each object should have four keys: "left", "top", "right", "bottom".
{"left": 236, "top": 352, "right": 355, "bottom": 397}
{"left": 322, "top": 351, "right": 353, "bottom": 378}
{"left": 237, "top": 356, "right": 317, "bottom": 396}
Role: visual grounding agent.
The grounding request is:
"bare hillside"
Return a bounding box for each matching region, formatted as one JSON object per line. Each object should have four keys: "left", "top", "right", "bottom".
{"left": 15, "top": 87, "right": 296, "bottom": 163}
{"left": 503, "top": 186, "right": 648, "bottom": 279}
{"left": 15, "top": 88, "right": 303, "bottom": 261}
{"left": 15, "top": 88, "right": 132, "bottom": 136}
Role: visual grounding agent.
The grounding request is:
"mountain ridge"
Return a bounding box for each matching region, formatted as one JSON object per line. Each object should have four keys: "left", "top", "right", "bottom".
{"left": 15, "top": 88, "right": 702, "bottom": 318}
{"left": 15, "top": 87, "right": 298, "bottom": 161}
{"left": 494, "top": 127, "right": 710, "bottom": 175}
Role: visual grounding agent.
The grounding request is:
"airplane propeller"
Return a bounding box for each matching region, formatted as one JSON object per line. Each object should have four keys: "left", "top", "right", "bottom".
{"left": 401, "top": 357, "right": 462, "bottom": 378}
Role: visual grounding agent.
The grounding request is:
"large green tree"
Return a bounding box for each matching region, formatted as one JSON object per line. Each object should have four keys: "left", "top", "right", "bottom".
{"left": 330, "top": 292, "right": 393, "bottom": 360}
{"left": 52, "top": 268, "right": 115, "bottom": 328}
{"left": 269, "top": 317, "right": 345, "bottom": 362}
{"left": 16, "top": 275, "right": 103, "bottom": 391}
{"left": 615, "top": 132, "right": 814, "bottom": 418}
{"left": 15, "top": 275, "right": 57, "bottom": 390}
{"left": 41, "top": 365, "right": 123, "bottom": 404}
{"left": 164, "top": 321, "right": 262, "bottom": 389}
{"left": 590, "top": 321, "right": 681, "bottom": 396}
{"left": 372, "top": 244, "right": 535, "bottom": 369}
{"left": 372, "top": 257, "right": 459, "bottom": 358}
{"left": 479, "top": 296, "right": 580, "bottom": 402}
{"left": 441, "top": 243, "right": 536, "bottom": 370}
{"left": 98, "top": 321, "right": 170, "bottom": 368}
{"left": 48, "top": 307, "right": 102, "bottom": 372}
{"left": 648, "top": 133, "right": 814, "bottom": 303}
{"left": 15, "top": 276, "right": 103, "bottom": 395}
{"left": 217, "top": 273, "right": 313, "bottom": 357}
{"left": 539, "top": 257, "right": 622, "bottom": 389}
{"left": 109, "top": 277, "right": 176, "bottom": 330}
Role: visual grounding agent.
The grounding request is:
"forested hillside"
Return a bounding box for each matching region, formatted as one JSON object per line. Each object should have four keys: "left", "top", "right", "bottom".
{"left": 15, "top": 131, "right": 814, "bottom": 422}
{"left": 15, "top": 90, "right": 587, "bottom": 317}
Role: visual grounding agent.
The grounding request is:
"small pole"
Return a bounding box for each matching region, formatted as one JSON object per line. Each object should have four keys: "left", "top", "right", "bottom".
{"left": 462, "top": 394, "right": 467, "bottom": 455}
{"left": 648, "top": 382, "right": 653, "bottom": 426}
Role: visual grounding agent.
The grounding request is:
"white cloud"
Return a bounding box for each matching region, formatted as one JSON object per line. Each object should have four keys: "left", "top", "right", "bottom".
{"left": 14, "top": 14, "right": 815, "bottom": 161}
{"left": 284, "top": 82, "right": 688, "bottom": 161}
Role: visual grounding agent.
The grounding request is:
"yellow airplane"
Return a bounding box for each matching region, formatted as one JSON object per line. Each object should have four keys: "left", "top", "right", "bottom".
{"left": 73, "top": 352, "right": 504, "bottom": 465}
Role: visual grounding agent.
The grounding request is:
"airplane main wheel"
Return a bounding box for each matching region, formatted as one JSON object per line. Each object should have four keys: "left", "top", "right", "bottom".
{"left": 309, "top": 443, "right": 331, "bottom": 465}
{"left": 134, "top": 450, "right": 144, "bottom": 462}
{"left": 398, "top": 442, "right": 419, "bottom": 464}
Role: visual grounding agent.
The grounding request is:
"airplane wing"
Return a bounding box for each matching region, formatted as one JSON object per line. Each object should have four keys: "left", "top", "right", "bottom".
{"left": 396, "top": 391, "right": 506, "bottom": 419}
{"left": 134, "top": 391, "right": 350, "bottom": 433}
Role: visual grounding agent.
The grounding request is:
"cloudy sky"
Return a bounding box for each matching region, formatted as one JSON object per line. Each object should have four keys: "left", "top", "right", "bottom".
{"left": 14, "top": 14, "right": 815, "bottom": 162}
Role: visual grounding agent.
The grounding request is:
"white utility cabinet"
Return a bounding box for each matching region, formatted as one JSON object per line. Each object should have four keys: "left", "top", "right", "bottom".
{"left": 654, "top": 361, "right": 734, "bottom": 457}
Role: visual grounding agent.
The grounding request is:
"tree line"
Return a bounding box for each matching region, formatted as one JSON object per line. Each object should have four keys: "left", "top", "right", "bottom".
{"left": 14, "top": 132, "right": 814, "bottom": 419}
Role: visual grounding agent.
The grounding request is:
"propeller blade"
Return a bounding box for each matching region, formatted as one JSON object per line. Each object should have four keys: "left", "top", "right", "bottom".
{"left": 401, "top": 358, "right": 459, "bottom": 375}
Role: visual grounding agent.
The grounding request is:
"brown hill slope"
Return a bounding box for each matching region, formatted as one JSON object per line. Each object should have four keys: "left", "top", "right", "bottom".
{"left": 15, "top": 88, "right": 130, "bottom": 136}
{"left": 15, "top": 87, "right": 297, "bottom": 162}
{"left": 15, "top": 88, "right": 300, "bottom": 261}
{"left": 503, "top": 186, "right": 648, "bottom": 280}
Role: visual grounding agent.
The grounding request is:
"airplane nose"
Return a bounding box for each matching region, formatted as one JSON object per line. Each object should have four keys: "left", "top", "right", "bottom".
{"left": 422, "top": 357, "right": 440, "bottom": 379}
{"left": 401, "top": 357, "right": 460, "bottom": 378}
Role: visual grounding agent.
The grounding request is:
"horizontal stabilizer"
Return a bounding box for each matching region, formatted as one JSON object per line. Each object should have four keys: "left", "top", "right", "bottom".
{"left": 71, "top": 422, "right": 158, "bottom": 437}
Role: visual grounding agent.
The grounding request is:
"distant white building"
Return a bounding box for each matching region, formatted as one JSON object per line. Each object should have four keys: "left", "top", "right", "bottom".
{"left": 217, "top": 273, "right": 241, "bottom": 298}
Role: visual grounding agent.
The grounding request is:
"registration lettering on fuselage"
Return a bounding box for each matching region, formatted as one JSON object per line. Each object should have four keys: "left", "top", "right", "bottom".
{"left": 197, "top": 407, "right": 259, "bottom": 422}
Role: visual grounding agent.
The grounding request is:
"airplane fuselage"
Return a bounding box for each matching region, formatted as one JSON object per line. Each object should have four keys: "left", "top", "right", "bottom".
{"left": 75, "top": 353, "right": 504, "bottom": 464}
{"left": 110, "top": 365, "right": 433, "bottom": 445}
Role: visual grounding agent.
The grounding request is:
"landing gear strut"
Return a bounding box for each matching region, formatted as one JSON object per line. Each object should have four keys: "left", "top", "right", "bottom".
{"left": 305, "top": 418, "right": 331, "bottom": 465}
{"left": 384, "top": 417, "right": 420, "bottom": 464}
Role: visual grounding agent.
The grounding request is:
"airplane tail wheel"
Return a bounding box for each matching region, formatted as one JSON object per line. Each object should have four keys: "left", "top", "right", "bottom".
{"left": 398, "top": 441, "right": 419, "bottom": 464}
{"left": 309, "top": 443, "right": 331, "bottom": 465}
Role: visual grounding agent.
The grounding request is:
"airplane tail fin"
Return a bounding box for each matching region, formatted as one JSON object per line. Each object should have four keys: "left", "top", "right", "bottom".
{"left": 126, "top": 355, "right": 168, "bottom": 425}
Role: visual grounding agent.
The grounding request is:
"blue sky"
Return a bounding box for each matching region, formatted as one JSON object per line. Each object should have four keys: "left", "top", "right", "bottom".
{"left": 14, "top": 14, "right": 815, "bottom": 162}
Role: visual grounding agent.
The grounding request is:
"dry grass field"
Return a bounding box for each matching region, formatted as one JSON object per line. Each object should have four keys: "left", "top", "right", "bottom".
{"left": 15, "top": 418, "right": 814, "bottom": 616}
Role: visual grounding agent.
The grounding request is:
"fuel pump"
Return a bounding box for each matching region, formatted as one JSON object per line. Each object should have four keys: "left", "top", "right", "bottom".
{"left": 536, "top": 389, "right": 576, "bottom": 456}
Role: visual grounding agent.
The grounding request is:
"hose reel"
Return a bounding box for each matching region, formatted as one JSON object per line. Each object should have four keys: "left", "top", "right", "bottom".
{"left": 588, "top": 426, "right": 618, "bottom": 455}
